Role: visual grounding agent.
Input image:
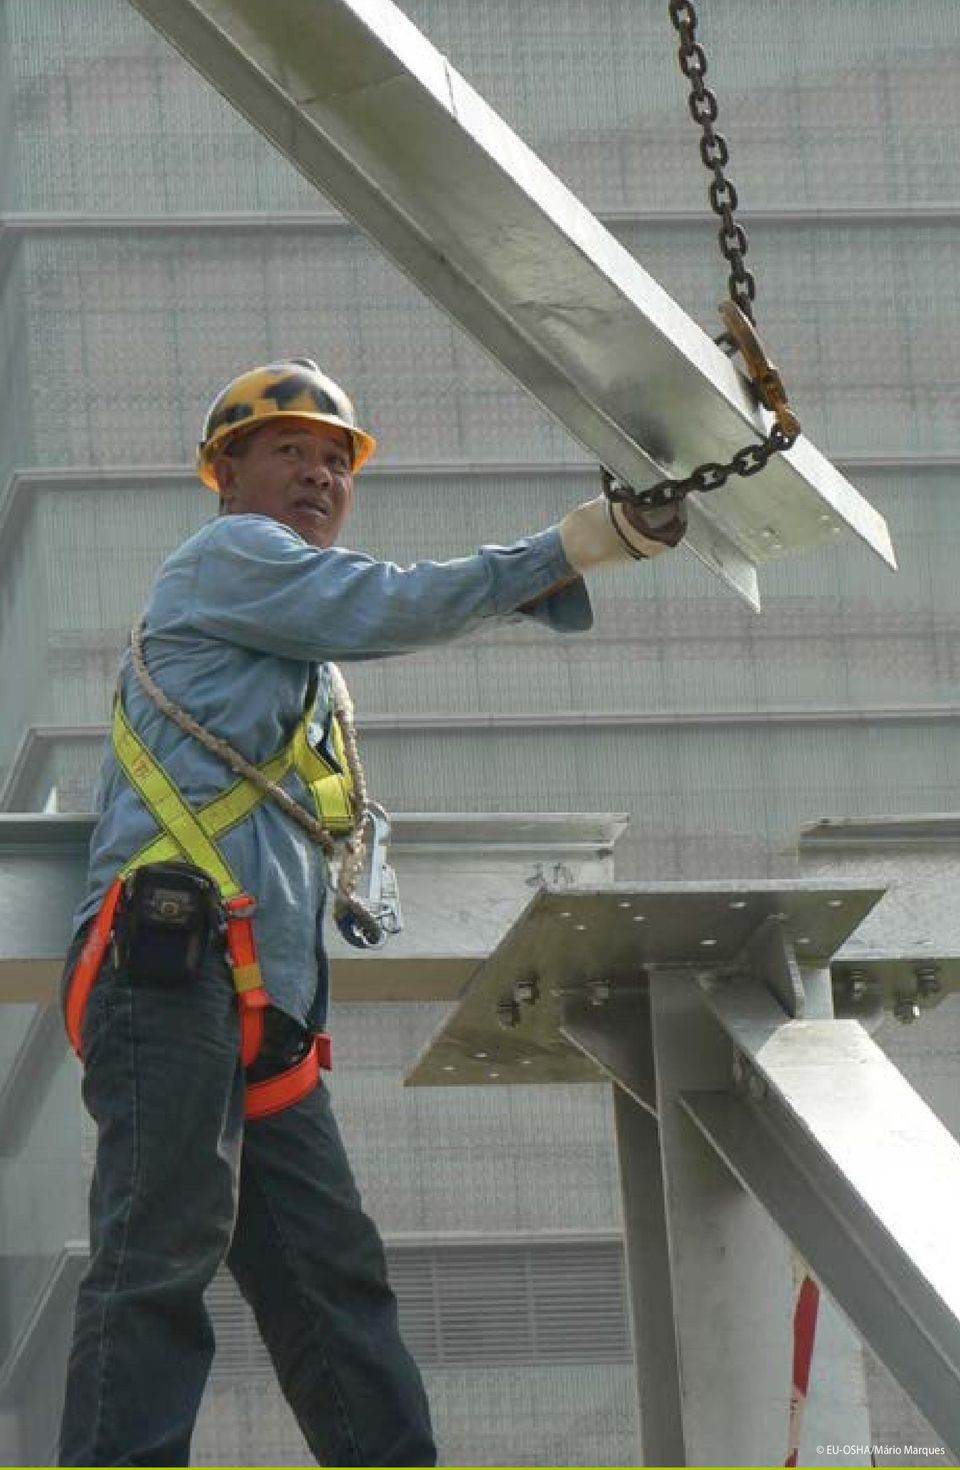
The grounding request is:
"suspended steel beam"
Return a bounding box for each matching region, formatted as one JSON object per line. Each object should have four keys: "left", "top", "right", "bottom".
{"left": 124, "top": 0, "right": 896, "bottom": 609}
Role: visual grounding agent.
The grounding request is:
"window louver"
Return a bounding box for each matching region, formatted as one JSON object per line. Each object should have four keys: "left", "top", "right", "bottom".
{"left": 208, "top": 1238, "right": 631, "bottom": 1379}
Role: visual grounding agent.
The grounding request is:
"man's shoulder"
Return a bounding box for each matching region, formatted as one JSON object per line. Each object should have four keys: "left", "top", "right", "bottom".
{"left": 161, "top": 515, "right": 310, "bottom": 577}
{"left": 149, "top": 516, "right": 328, "bottom": 634}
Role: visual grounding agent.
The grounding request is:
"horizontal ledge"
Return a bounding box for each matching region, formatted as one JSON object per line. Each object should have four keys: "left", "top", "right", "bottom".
{"left": 380, "top": 1225, "right": 624, "bottom": 1248}
{"left": 362, "top": 706, "right": 960, "bottom": 732}
{"left": 800, "top": 815, "right": 960, "bottom": 849}
{"left": 0, "top": 954, "right": 479, "bottom": 1005}
{"left": 4, "top": 453, "right": 957, "bottom": 498}
{"left": 0, "top": 809, "right": 628, "bottom": 854}
{"left": 3, "top": 205, "right": 960, "bottom": 234}
{"left": 13, "top": 702, "right": 960, "bottom": 741}
{"left": 4, "top": 704, "right": 960, "bottom": 807}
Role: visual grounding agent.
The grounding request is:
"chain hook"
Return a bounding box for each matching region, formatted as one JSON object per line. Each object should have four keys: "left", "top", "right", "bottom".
{"left": 717, "top": 301, "right": 801, "bottom": 442}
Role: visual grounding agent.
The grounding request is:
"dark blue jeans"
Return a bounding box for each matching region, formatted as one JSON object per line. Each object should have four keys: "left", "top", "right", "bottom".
{"left": 58, "top": 935, "right": 436, "bottom": 1467}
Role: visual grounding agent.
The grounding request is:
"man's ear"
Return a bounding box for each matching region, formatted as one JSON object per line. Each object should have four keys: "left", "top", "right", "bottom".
{"left": 212, "top": 454, "right": 237, "bottom": 506}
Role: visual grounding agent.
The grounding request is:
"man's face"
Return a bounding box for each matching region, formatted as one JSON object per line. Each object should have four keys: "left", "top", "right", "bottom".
{"left": 214, "top": 420, "right": 355, "bottom": 550}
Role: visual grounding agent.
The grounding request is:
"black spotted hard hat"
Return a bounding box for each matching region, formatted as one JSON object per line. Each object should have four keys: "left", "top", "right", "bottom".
{"left": 197, "top": 358, "right": 377, "bottom": 490}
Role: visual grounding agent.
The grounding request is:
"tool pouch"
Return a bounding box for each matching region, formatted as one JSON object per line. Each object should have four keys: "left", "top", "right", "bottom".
{"left": 113, "top": 862, "right": 223, "bottom": 985}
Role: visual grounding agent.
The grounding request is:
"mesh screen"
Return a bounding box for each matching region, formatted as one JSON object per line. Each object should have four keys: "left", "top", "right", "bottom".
{"left": 6, "top": 0, "right": 960, "bottom": 213}
{"left": 15, "top": 215, "right": 959, "bottom": 472}
{"left": 1, "top": 0, "right": 959, "bottom": 1463}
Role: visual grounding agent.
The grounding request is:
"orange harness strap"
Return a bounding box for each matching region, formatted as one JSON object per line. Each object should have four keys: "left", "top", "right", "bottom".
{"left": 65, "top": 878, "right": 124, "bottom": 1058}
{"left": 224, "top": 895, "right": 271, "bottom": 1068}
{"left": 66, "top": 886, "right": 329, "bottom": 1119}
{"left": 245, "top": 1034, "right": 333, "bottom": 1121}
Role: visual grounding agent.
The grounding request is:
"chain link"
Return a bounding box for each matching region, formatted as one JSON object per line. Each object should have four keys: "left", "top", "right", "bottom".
{"left": 604, "top": 424, "right": 796, "bottom": 511}
{"left": 603, "top": 2, "right": 800, "bottom": 513}
{"left": 669, "top": 0, "right": 758, "bottom": 326}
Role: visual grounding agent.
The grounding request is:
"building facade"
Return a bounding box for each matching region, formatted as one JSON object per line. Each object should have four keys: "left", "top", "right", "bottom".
{"left": 0, "top": 0, "right": 958, "bottom": 1462}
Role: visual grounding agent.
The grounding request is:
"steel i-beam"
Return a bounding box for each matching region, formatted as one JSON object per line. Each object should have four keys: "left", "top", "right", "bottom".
{"left": 408, "top": 882, "right": 960, "bottom": 1463}
{"left": 123, "top": 0, "right": 896, "bottom": 609}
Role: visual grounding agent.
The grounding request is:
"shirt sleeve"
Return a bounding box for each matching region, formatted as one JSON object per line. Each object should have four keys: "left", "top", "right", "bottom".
{"left": 189, "top": 514, "right": 592, "bottom": 661}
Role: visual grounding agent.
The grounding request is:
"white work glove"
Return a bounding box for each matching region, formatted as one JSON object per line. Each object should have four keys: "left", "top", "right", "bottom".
{"left": 559, "top": 489, "right": 687, "bottom": 574}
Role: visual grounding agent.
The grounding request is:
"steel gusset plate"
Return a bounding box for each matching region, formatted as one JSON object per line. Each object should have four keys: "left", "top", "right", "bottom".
{"left": 405, "top": 881, "right": 884, "bottom": 1087}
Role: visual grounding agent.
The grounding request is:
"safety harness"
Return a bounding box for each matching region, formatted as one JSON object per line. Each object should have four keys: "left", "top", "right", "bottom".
{"left": 66, "top": 632, "right": 366, "bottom": 1121}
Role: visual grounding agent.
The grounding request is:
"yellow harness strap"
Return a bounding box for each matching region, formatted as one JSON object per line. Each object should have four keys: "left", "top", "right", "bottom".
{"left": 292, "top": 708, "right": 356, "bottom": 836}
{"left": 67, "top": 685, "right": 353, "bottom": 1111}
{"left": 112, "top": 687, "right": 356, "bottom": 890}
{"left": 112, "top": 698, "right": 244, "bottom": 896}
{"left": 111, "top": 697, "right": 271, "bottom": 1054}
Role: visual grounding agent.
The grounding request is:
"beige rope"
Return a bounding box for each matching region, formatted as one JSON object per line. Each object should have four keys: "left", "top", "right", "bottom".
{"left": 128, "top": 617, "right": 381, "bottom": 937}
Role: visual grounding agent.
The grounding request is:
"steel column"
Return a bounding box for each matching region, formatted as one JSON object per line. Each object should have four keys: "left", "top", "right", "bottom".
{"left": 612, "top": 1085, "right": 685, "bottom": 1467}
{"left": 647, "top": 967, "right": 798, "bottom": 1465}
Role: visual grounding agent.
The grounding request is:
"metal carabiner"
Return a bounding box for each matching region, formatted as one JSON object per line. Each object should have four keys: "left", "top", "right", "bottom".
{"left": 333, "top": 802, "right": 403, "bottom": 949}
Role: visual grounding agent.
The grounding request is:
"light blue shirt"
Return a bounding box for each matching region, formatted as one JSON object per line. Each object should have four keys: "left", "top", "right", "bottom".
{"left": 75, "top": 513, "right": 593, "bottom": 1028}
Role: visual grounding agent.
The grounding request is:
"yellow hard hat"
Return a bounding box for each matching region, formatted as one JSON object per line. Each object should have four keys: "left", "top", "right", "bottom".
{"left": 197, "top": 358, "right": 377, "bottom": 490}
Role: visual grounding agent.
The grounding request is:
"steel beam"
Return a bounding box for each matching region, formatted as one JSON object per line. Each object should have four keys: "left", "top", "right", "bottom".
{"left": 0, "top": 813, "right": 625, "bottom": 1004}
{"left": 124, "top": 0, "right": 896, "bottom": 609}
{"left": 694, "top": 973, "right": 960, "bottom": 1454}
{"left": 646, "top": 967, "right": 803, "bottom": 1465}
{"left": 612, "top": 1085, "right": 685, "bottom": 1467}
{"left": 407, "top": 880, "right": 960, "bottom": 1462}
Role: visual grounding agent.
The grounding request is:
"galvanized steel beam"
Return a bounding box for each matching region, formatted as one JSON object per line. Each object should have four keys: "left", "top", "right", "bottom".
{"left": 124, "top": 0, "right": 896, "bottom": 609}
{"left": 407, "top": 880, "right": 960, "bottom": 1462}
{"left": 694, "top": 972, "right": 960, "bottom": 1455}
{"left": 0, "top": 813, "right": 625, "bottom": 1004}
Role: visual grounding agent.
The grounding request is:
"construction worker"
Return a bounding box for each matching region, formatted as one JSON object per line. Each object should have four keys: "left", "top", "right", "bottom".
{"left": 57, "top": 358, "right": 686, "bottom": 1467}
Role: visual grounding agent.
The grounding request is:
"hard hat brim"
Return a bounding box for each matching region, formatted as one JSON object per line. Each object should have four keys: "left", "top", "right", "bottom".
{"left": 198, "top": 412, "right": 377, "bottom": 490}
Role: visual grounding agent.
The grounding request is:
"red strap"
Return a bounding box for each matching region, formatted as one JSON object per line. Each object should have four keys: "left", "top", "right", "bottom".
{"left": 225, "top": 896, "right": 271, "bottom": 1068}
{"left": 67, "top": 883, "right": 333, "bottom": 1126}
{"left": 785, "top": 1272, "right": 821, "bottom": 1466}
{"left": 245, "top": 1036, "right": 328, "bottom": 1121}
{"left": 65, "top": 879, "right": 124, "bottom": 1057}
{"left": 239, "top": 998, "right": 268, "bottom": 1068}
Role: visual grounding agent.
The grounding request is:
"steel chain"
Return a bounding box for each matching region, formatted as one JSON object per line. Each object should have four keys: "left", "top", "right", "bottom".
{"left": 604, "top": 1, "right": 799, "bottom": 513}
{"left": 669, "top": 0, "right": 757, "bottom": 326}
